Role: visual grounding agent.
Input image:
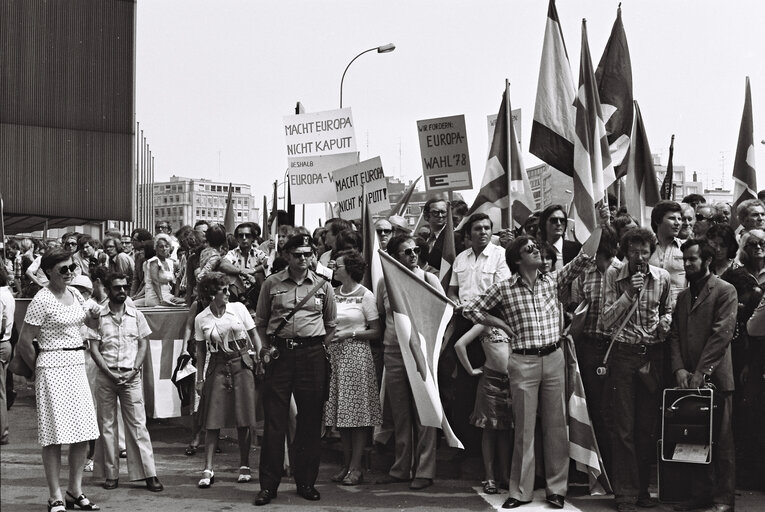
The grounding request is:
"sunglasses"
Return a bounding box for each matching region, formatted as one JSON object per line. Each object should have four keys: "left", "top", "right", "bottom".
{"left": 376, "top": 229, "right": 392, "bottom": 235}
{"left": 237, "top": 233, "right": 255, "bottom": 239}
{"left": 111, "top": 284, "right": 128, "bottom": 291}
{"left": 64, "top": 241, "right": 78, "bottom": 247}
{"left": 217, "top": 287, "right": 230, "bottom": 294}
{"left": 548, "top": 217, "right": 566, "bottom": 225}
{"left": 523, "top": 243, "right": 540, "bottom": 254}
{"left": 290, "top": 251, "right": 312, "bottom": 259}
{"left": 746, "top": 240, "right": 765, "bottom": 249}
{"left": 696, "top": 214, "right": 712, "bottom": 222}
{"left": 402, "top": 246, "right": 421, "bottom": 257}
{"left": 58, "top": 263, "right": 77, "bottom": 275}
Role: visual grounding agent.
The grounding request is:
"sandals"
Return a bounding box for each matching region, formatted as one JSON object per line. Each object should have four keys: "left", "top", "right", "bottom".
{"left": 331, "top": 467, "right": 349, "bottom": 483}
{"left": 237, "top": 466, "right": 252, "bottom": 483}
{"left": 64, "top": 491, "right": 100, "bottom": 510}
{"left": 342, "top": 468, "right": 364, "bottom": 486}
{"left": 198, "top": 469, "right": 215, "bottom": 488}
{"left": 482, "top": 479, "right": 498, "bottom": 494}
{"left": 184, "top": 444, "right": 197, "bottom": 456}
{"left": 48, "top": 499, "right": 66, "bottom": 512}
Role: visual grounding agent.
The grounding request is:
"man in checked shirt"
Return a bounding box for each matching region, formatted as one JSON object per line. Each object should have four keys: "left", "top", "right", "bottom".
{"left": 461, "top": 207, "right": 607, "bottom": 509}
{"left": 601, "top": 227, "right": 673, "bottom": 512}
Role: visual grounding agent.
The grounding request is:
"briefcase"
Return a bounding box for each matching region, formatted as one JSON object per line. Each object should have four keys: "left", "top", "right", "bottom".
{"left": 661, "top": 388, "right": 715, "bottom": 465}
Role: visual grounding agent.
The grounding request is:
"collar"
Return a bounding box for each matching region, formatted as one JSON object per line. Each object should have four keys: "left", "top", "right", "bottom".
{"left": 278, "top": 268, "right": 317, "bottom": 284}
{"left": 657, "top": 236, "right": 682, "bottom": 249}
{"left": 100, "top": 303, "right": 137, "bottom": 318}
{"left": 689, "top": 273, "right": 712, "bottom": 296}
{"left": 553, "top": 237, "right": 564, "bottom": 254}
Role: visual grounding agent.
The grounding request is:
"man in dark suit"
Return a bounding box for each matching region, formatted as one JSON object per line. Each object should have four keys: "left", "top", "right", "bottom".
{"left": 423, "top": 198, "right": 464, "bottom": 271}
{"left": 537, "top": 205, "right": 581, "bottom": 271}
{"left": 669, "top": 238, "right": 737, "bottom": 512}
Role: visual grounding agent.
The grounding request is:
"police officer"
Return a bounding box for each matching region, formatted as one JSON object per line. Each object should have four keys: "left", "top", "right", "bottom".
{"left": 254, "top": 234, "right": 337, "bottom": 506}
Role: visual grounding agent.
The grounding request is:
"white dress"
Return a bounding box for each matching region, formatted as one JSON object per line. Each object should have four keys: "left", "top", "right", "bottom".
{"left": 25, "top": 287, "right": 100, "bottom": 446}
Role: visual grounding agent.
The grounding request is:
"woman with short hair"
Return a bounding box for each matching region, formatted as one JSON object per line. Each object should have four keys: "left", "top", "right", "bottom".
{"left": 16, "top": 247, "right": 101, "bottom": 512}
{"left": 140, "top": 234, "right": 184, "bottom": 306}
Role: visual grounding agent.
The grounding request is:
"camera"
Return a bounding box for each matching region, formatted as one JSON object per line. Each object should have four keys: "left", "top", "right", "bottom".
{"left": 596, "top": 366, "right": 608, "bottom": 377}
{"left": 260, "top": 345, "right": 280, "bottom": 366}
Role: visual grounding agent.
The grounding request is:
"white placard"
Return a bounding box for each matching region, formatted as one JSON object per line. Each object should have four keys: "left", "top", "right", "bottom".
{"left": 333, "top": 157, "right": 390, "bottom": 220}
{"left": 284, "top": 107, "right": 356, "bottom": 158}
{"left": 288, "top": 152, "right": 360, "bottom": 204}
{"left": 416, "top": 114, "right": 472, "bottom": 192}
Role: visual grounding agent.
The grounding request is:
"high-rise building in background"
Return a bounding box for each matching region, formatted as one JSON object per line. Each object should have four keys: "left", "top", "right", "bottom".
{"left": 152, "top": 176, "right": 260, "bottom": 231}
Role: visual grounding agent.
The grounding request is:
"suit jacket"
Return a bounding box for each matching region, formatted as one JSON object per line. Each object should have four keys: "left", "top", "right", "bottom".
{"left": 669, "top": 274, "right": 737, "bottom": 391}
{"left": 426, "top": 228, "right": 464, "bottom": 271}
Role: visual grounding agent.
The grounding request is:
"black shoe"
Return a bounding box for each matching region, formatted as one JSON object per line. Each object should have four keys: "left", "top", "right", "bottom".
{"left": 502, "top": 497, "right": 531, "bottom": 509}
{"left": 102, "top": 479, "right": 118, "bottom": 490}
{"left": 546, "top": 494, "right": 565, "bottom": 509}
{"left": 296, "top": 485, "right": 321, "bottom": 501}
{"left": 145, "top": 476, "right": 164, "bottom": 492}
{"left": 636, "top": 496, "right": 658, "bottom": 508}
{"left": 674, "top": 499, "right": 712, "bottom": 511}
{"left": 254, "top": 489, "right": 276, "bottom": 506}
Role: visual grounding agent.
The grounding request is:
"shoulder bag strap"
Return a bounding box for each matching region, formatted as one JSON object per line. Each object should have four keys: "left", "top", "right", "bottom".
{"left": 273, "top": 274, "right": 328, "bottom": 338}
{"left": 601, "top": 285, "right": 646, "bottom": 366}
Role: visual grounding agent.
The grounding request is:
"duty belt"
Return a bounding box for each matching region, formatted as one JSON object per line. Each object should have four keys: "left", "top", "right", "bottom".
{"left": 272, "top": 336, "right": 323, "bottom": 350}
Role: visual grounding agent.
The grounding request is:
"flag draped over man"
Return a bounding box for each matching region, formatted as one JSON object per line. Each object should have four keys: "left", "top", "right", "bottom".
{"left": 462, "top": 82, "right": 535, "bottom": 230}
{"left": 731, "top": 76, "right": 756, "bottom": 228}
{"left": 379, "top": 250, "right": 462, "bottom": 448}
{"left": 572, "top": 19, "right": 616, "bottom": 240}
{"left": 624, "top": 101, "right": 662, "bottom": 227}
{"left": 595, "top": 5, "right": 633, "bottom": 177}
{"left": 530, "top": 0, "right": 576, "bottom": 177}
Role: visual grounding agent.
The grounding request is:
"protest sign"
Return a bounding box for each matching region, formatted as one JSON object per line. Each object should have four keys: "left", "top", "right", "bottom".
{"left": 487, "top": 108, "right": 522, "bottom": 148}
{"left": 288, "top": 152, "right": 360, "bottom": 204}
{"left": 416, "top": 115, "right": 472, "bottom": 192}
{"left": 283, "top": 107, "right": 357, "bottom": 157}
{"left": 333, "top": 156, "right": 390, "bottom": 220}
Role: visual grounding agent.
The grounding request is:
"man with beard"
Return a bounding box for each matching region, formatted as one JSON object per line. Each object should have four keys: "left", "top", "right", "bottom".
{"left": 669, "top": 239, "right": 736, "bottom": 512}
{"left": 89, "top": 273, "right": 163, "bottom": 492}
{"left": 649, "top": 200, "right": 686, "bottom": 303}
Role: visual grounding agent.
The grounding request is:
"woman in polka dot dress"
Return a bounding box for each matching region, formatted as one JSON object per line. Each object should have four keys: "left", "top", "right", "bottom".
{"left": 16, "top": 248, "right": 102, "bottom": 512}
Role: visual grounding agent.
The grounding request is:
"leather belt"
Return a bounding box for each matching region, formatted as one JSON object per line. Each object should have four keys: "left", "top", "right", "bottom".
{"left": 108, "top": 367, "right": 137, "bottom": 372}
{"left": 512, "top": 342, "right": 560, "bottom": 356}
{"left": 40, "top": 345, "right": 86, "bottom": 352}
{"left": 616, "top": 341, "right": 662, "bottom": 355}
{"left": 272, "top": 336, "right": 323, "bottom": 350}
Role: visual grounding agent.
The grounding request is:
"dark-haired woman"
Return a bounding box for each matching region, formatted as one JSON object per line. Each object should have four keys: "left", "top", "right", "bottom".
{"left": 324, "top": 250, "right": 381, "bottom": 485}
{"left": 16, "top": 248, "right": 101, "bottom": 512}
{"left": 706, "top": 224, "right": 739, "bottom": 276}
{"left": 194, "top": 272, "right": 260, "bottom": 488}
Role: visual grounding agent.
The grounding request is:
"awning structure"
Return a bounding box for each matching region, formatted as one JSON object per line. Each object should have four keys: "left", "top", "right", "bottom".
{"left": 2, "top": 214, "right": 103, "bottom": 235}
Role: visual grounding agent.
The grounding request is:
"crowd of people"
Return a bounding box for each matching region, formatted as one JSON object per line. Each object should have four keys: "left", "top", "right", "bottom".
{"left": 0, "top": 192, "right": 763, "bottom": 512}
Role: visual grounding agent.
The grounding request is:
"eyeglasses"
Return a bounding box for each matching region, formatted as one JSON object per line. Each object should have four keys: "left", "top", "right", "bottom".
{"left": 548, "top": 217, "right": 566, "bottom": 225}
{"left": 429, "top": 210, "right": 448, "bottom": 217}
{"left": 58, "top": 263, "right": 77, "bottom": 275}
{"left": 110, "top": 284, "right": 128, "bottom": 291}
{"left": 401, "top": 247, "right": 421, "bottom": 257}
{"left": 746, "top": 240, "right": 765, "bottom": 249}
{"left": 523, "top": 243, "right": 540, "bottom": 254}
{"left": 64, "top": 241, "right": 78, "bottom": 247}
{"left": 217, "top": 287, "right": 229, "bottom": 294}
{"left": 696, "top": 214, "right": 712, "bottom": 222}
{"left": 236, "top": 233, "right": 254, "bottom": 239}
{"left": 376, "top": 229, "right": 392, "bottom": 235}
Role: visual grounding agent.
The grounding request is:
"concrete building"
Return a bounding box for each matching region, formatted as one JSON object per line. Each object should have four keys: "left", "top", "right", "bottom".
{"left": 153, "top": 176, "right": 260, "bottom": 231}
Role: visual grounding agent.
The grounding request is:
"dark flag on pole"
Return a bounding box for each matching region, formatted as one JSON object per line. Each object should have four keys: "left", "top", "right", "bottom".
{"left": 223, "top": 183, "right": 235, "bottom": 234}
{"left": 595, "top": 4, "right": 633, "bottom": 178}
{"left": 731, "top": 77, "right": 756, "bottom": 229}
{"left": 624, "top": 101, "right": 662, "bottom": 227}
{"left": 660, "top": 135, "right": 675, "bottom": 200}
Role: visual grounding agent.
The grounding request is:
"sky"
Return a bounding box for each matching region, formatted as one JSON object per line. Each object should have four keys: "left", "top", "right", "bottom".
{"left": 135, "top": 0, "right": 765, "bottom": 223}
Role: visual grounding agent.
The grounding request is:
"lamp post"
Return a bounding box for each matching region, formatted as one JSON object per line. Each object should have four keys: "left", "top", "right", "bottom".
{"left": 339, "top": 43, "right": 395, "bottom": 108}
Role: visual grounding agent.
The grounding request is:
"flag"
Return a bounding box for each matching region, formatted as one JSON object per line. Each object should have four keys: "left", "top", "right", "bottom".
{"left": 564, "top": 336, "right": 612, "bottom": 495}
{"left": 529, "top": 0, "right": 576, "bottom": 177}
{"left": 390, "top": 176, "right": 421, "bottom": 217}
{"left": 461, "top": 82, "right": 535, "bottom": 231}
{"left": 361, "top": 186, "right": 382, "bottom": 295}
{"left": 285, "top": 181, "right": 296, "bottom": 227}
{"left": 731, "top": 77, "right": 756, "bottom": 229}
{"left": 624, "top": 101, "right": 662, "bottom": 227}
{"left": 262, "top": 196, "right": 269, "bottom": 240}
{"left": 379, "top": 250, "right": 462, "bottom": 448}
{"left": 595, "top": 5, "right": 633, "bottom": 177}
{"left": 659, "top": 135, "right": 675, "bottom": 200}
{"left": 572, "top": 19, "right": 616, "bottom": 239}
{"left": 439, "top": 202, "right": 456, "bottom": 291}
{"left": 223, "top": 183, "right": 235, "bottom": 233}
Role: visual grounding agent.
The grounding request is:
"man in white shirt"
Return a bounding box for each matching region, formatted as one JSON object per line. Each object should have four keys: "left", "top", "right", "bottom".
{"left": 648, "top": 200, "right": 686, "bottom": 302}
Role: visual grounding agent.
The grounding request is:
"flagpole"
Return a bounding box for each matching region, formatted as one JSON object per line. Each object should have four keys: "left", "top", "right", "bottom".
{"left": 503, "top": 79, "right": 512, "bottom": 229}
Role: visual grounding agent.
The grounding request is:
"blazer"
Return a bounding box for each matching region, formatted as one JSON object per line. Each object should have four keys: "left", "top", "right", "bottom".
{"left": 669, "top": 274, "right": 737, "bottom": 391}
{"left": 426, "top": 228, "right": 464, "bottom": 271}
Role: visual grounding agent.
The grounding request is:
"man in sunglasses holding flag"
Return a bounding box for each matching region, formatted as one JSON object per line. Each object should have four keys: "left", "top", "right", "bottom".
{"left": 462, "top": 206, "right": 608, "bottom": 509}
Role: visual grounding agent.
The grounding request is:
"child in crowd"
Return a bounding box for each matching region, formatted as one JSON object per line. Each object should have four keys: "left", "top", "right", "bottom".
{"left": 454, "top": 324, "right": 512, "bottom": 494}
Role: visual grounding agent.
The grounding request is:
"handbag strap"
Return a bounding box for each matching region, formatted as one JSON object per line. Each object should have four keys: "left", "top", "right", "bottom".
{"left": 273, "top": 274, "right": 328, "bottom": 338}
{"left": 601, "top": 285, "right": 645, "bottom": 366}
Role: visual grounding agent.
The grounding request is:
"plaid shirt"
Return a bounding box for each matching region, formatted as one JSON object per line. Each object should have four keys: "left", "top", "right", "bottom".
{"left": 571, "top": 258, "right": 624, "bottom": 338}
{"left": 462, "top": 252, "right": 592, "bottom": 350}
{"left": 602, "top": 263, "right": 673, "bottom": 345}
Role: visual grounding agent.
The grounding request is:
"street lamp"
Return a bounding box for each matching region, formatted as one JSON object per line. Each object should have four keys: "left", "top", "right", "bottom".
{"left": 339, "top": 43, "right": 396, "bottom": 108}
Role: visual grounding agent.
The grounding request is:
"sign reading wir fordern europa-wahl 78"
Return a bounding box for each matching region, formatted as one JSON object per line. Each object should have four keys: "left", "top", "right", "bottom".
{"left": 416, "top": 114, "right": 472, "bottom": 192}
{"left": 283, "top": 107, "right": 359, "bottom": 204}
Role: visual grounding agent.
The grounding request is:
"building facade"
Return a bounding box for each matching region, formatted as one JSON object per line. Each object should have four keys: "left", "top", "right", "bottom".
{"left": 153, "top": 176, "right": 260, "bottom": 231}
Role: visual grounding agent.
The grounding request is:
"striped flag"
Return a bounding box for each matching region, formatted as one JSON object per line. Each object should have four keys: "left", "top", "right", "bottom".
{"left": 361, "top": 186, "right": 382, "bottom": 295}
{"left": 390, "top": 176, "right": 421, "bottom": 217}
{"left": 659, "top": 135, "right": 675, "bottom": 200}
{"left": 461, "top": 82, "right": 535, "bottom": 230}
{"left": 379, "top": 250, "right": 462, "bottom": 449}
{"left": 731, "top": 77, "right": 756, "bottom": 229}
{"left": 624, "top": 101, "right": 662, "bottom": 227}
{"left": 223, "top": 182, "right": 235, "bottom": 233}
{"left": 529, "top": 0, "right": 576, "bottom": 177}
{"left": 572, "top": 19, "right": 616, "bottom": 239}
{"left": 564, "top": 336, "right": 612, "bottom": 495}
{"left": 439, "top": 202, "right": 456, "bottom": 291}
{"left": 595, "top": 5, "right": 633, "bottom": 177}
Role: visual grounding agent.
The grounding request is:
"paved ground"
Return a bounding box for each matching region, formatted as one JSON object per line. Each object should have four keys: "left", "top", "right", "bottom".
{"left": 2, "top": 382, "right": 763, "bottom": 511}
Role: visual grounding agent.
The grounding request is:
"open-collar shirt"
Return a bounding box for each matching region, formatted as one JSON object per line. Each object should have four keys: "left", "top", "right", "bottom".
{"left": 95, "top": 304, "right": 151, "bottom": 368}
{"left": 449, "top": 243, "right": 511, "bottom": 303}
